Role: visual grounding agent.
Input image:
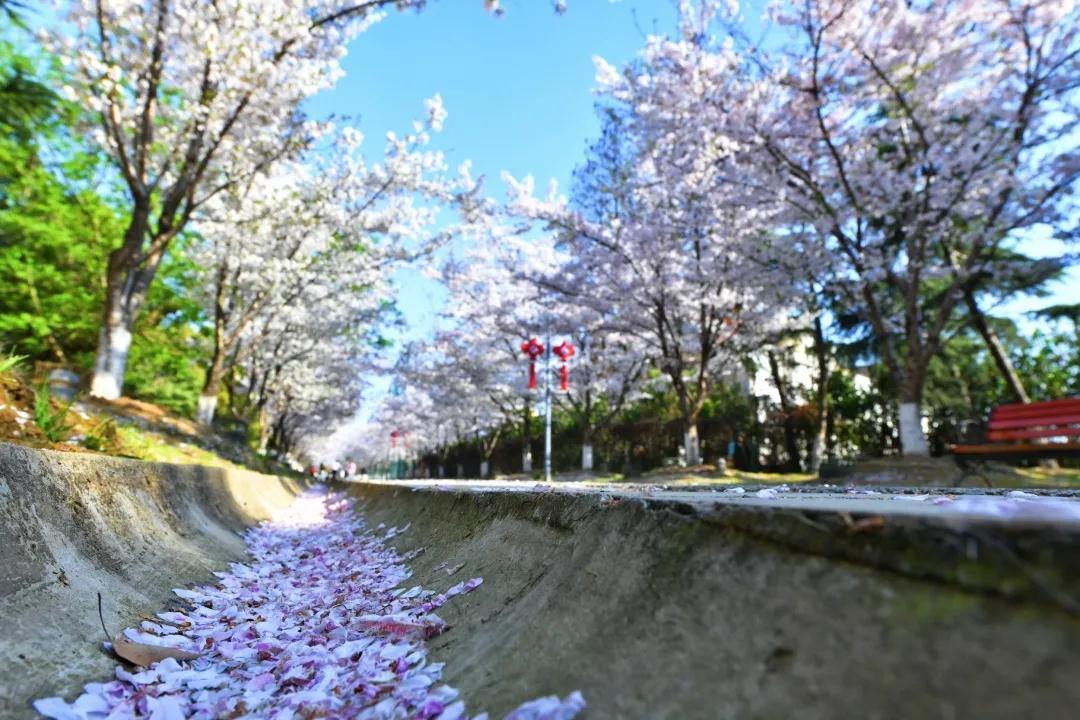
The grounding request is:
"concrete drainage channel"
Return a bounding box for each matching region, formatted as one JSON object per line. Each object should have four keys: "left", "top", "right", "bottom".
{"left": 2, "top": 444, "right": 1079, "bottom": 719}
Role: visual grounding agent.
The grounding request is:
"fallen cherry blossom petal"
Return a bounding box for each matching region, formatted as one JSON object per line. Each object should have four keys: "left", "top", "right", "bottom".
{"left": 938, "top": 495, "right": 1080, "bottom": 521}
{"left": 504, "top": 691, "right": 587, "bottom": 719}
{"left": 892, "top": 494, "right": 932, "bottom": 502}
{"left": 33, "top": 489, "right": 583, "bottom": 720}
{"left": 32, "top": 697, "right": 81, "bottom": 720}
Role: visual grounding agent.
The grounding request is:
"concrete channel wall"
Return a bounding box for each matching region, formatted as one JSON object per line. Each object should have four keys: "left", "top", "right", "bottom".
{"left": 2, "top": 445, "right": 1080, "bottom": 719}
{"left": 0, "top": 444, "right": 301, "bottom": 717}
{"left": 355, "top": 483, "right": 1080, "bottom": 720}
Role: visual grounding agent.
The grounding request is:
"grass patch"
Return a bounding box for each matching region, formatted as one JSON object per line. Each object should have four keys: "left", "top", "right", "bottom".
{"left": 649, "top": 470, "right": 816, "bottom": 486}
{"left": 1011, "top": 466, "right": 1080, "bottom": 487}
{"left": 0, "top": 351, "right": 26, "bottom": 377}
{"left": 574, "top": 469, "right": 815, "bottom": 486}
{"left": 112, "top": 423, "right": 241, "bottom": 469}
{"left": 33, "top": 382, "right": 72, "bottom": 443}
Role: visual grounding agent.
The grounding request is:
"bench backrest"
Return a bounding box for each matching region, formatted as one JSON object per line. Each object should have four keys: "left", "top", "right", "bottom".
{"left": 987, "top": 397, "right": 1080, "bottom": 441}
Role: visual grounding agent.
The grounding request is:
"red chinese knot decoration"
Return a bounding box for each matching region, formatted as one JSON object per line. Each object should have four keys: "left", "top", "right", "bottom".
{"left": 521, "top": 337, "right": 544, "bottom": 390}
{"left": 552, "top": 340, "right": 575, "bottom": 391}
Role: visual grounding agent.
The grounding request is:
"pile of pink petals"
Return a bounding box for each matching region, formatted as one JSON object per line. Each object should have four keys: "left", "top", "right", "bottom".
{"left": 34, "top": 489, "right": 585, "bottom": 719}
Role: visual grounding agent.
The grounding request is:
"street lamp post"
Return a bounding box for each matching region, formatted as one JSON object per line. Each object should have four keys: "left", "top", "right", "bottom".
{"left": 543, "top": 331, "right": 553, "bottom": 483}
{"left": 522, "top": 333, "right": 574, "bottom": 484}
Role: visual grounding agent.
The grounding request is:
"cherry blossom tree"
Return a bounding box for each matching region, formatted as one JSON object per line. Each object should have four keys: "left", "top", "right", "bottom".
{"left": 192, "top": 101, "right": 468, "bottom": 426}
{"left": 52, "top": 1, "right": 394, "bottom": 397}
{"left": 558, "top": 317, "right": 648, "bottom": 471}
{"left": 505, "top": 56, "right": 795, "bottom": 465}
{"left": 747, "top": 0, "right": 1080, "bottom": 453}
{"left": 369, "top": 218, "right": 651, "bottom": 474}
{"left": 371, "top": 334, "right": 517, "bottom": 477}
{"left": 435, "top": 223, "right": 561, "bottom": 473}
{"left": 583, "top": 0, "right": 1078, "bottom": 456}
{"left": 230, "top": 295, "right": 376, "bottom": 455}
{"left": 50, "top": 0, "right": 539, "bottom": 400}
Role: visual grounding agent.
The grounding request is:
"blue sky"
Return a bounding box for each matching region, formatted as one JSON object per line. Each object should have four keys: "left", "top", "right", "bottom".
{"left": 304, "top": 1, "right": 680, "bottom": 347}
{"left": 306, "top": 1, "right": 678, "bottom": 191}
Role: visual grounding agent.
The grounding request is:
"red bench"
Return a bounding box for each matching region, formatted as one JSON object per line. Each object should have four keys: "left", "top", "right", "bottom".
{"left": 952, "top": 397, "right": 1080, "bottom": 462}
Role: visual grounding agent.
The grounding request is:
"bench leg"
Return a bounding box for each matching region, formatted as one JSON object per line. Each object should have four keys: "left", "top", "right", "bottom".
{"left": 953, "top": 456, "right": 993, "bottom": 488}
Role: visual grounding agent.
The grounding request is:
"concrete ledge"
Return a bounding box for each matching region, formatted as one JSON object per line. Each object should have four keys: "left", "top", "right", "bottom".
{"left": 347, "top": 481, "right": 1080, "bottom": 719}
{"left": 0, "top": 444, "right": 301, "bottom": 717}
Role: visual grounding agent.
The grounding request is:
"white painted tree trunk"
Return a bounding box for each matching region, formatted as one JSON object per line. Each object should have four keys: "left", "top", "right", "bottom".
{"left": 480, "top": 460, "right": 490, "bottom": 478}
{"left": 256, "top": 406, "right": 270, "bottom": 454}
{"left": 89, "top": 323, "right": 132, "bottom": 399}
{"left": 437, "top": 465, "right": 445, "bottom": 478}
{"left": 523, "top": 449, "right": 533, "bottom": 473}
{"left": 457, "top": 464, "right": 464, "bottom": 478}
{"left": 581, "top": 444, "right": 594, "bottom": 471}
{"left": 809, "top": 431, "right": 825, "bottom": 474}
{"left": 898, "top": 402, "right": 929, "bottom": 456}
{"left": 684, "top": 424, "right": 701, "bottom": 466}
{"left": 196, "top": 394, "right": 218, "bottom": 426}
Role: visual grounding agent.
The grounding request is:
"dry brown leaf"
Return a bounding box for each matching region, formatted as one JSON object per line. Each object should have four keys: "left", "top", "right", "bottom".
{"left": 848, "top": 515, "right": 886, "bottom": 534}
{"left": 111, "top": 633, "right": 200, "bottom": 666}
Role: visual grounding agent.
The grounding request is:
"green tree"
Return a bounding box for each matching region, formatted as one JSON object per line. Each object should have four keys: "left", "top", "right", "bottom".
{"left": 0, "top": 41, "right": 211, "bottom": 417}
{"left": 122, "top": 240, "right": 210, "bottom": 417}
{"left": 0, "top": 42, "right": 121, "bottom": 361}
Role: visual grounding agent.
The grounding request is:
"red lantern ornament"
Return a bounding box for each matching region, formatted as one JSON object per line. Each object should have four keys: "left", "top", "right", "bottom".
{"left": 390, "top": 430, "right": 400, "bottom": 449}
{"left": 521, "top": 337, "right": 544, "bottom": 390}
{"left": 552, "top": 340, "right": 575, "bottom": 391}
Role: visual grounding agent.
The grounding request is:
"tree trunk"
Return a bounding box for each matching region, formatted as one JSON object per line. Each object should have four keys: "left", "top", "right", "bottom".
{"left": 964, "top": 290, "right": 1030, "bottom": 403}
{"left": 197, "top": 265, "right": 233, "bottom": 426}
{"left": 582, "top": 423, "right": 594, "bottom": 471}
{"left": 522, "top": 402, "right": 533, "bottom": 473}
{"left": 197, "top": 350, "right": 226, "bottom": 426}
{"left": 196, "top": 392, "right": 218, "bottom": 428}
{"left": 683, "top": 422, "right": 701, "bottom": 466}
{"left": 581, "top": 441, "right": 594, "bottom": 471}
{"left": 768, "top": 350, "right": 803, "bottom": 471}
{"left": 898, "top": 379, "right": 930, "bottom": 456}
{"left": 257, "top": 406, "right": 272, "bottom": 454}
{"left": 808, "top": 317, "right": 830, "bottom": 474}
{"left": 274, "top": 416, "right": 289, "bottom": 455}
{"left": 90, "top": 212, "right": 170, "bottom": 399}
{"left": 825, "top": 401, "right": 836, "bottom": 462}
{"left": 90, "top": 309, "right": 134, "bottom": 400}
{"left": 809, "top": 416, "right": 827, "bottom": 473}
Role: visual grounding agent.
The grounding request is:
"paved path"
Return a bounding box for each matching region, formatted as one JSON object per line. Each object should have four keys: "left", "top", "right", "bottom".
{"left": 352, "top": 478, "right": 1080, "bottom": 529}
